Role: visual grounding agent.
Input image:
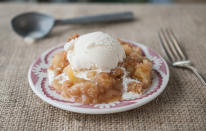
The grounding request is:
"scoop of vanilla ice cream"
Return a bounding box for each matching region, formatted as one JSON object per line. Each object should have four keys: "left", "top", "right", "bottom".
{"left": 64, "top": 32, "right": 126, "bottom": 72}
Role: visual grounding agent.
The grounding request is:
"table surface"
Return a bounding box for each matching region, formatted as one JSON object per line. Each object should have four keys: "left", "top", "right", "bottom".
{"left": 1, "top": 3, "right": 206, "bottom": 131}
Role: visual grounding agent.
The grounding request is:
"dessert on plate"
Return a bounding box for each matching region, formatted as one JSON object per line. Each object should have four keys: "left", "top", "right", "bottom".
{"left": 48, "top": 32, "right": 152, "bottom": 104}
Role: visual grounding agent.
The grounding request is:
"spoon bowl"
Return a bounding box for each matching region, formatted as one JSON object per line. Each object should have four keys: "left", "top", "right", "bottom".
{"left": 11, "top": 12, "right": 55, "bottom": 39}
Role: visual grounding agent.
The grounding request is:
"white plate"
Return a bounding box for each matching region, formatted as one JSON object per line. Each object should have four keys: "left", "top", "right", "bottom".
{"left": 28, "top": 41, "right": 169, "bottom": 114}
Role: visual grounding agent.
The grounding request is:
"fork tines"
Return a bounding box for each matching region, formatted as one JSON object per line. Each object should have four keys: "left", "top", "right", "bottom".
{"left": 159, "top": 28, "right": 187, "bottom": 63}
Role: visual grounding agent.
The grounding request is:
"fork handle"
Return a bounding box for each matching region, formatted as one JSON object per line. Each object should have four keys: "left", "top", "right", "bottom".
{"left": 185, "top": 65, "right": 206, "bottom": 88}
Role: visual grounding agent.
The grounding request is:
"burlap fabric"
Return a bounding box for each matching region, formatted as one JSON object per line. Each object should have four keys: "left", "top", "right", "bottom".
{"left": 0, "top": 3, "right": 206, "bottom": 131}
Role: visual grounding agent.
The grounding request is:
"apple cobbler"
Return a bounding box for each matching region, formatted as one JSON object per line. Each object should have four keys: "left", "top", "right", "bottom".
{"left": 48, "top": 33, "right": 152, "bottom": 104}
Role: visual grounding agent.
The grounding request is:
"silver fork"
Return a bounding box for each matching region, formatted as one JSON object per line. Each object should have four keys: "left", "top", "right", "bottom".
{"left": 159, "top": 28, "right": 206, "bottom": 88}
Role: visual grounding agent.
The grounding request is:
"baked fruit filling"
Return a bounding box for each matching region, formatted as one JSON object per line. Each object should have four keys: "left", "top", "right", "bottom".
{"left": 48, "top": 34, "right": 152, "bottom": 104}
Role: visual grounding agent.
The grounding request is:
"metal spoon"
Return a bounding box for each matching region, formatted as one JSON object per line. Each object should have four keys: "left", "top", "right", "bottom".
{"left": 11, "top": 11, "right": 134, "bottom": 39}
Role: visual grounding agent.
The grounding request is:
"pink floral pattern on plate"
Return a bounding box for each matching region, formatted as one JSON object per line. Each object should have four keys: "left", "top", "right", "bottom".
{"left": 28, "top": 41, "right": 169, "bottom": 114}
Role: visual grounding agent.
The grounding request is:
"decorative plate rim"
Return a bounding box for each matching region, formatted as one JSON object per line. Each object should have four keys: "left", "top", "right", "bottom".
{"left": 28, "top": 41, "right": 169, "bottom": 114}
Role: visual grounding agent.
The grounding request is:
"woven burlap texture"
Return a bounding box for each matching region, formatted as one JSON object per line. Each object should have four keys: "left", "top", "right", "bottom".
{"left": 0, "top": 3, "right": 206, "bottom": 131}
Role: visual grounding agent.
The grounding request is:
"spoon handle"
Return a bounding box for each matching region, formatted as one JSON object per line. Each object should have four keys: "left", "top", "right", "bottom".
{"left": 55, "top": 11, "right": 134, "bottom": 25}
